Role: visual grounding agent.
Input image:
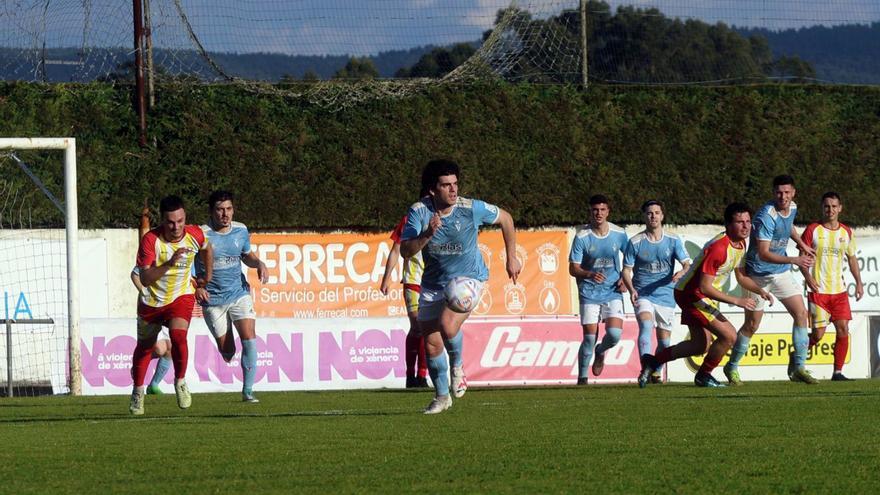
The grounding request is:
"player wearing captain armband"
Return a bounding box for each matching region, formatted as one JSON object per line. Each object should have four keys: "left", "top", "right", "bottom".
{"left": 800, "top": 192, "right": 864, "bottom": 381}
{"left": 380, "top": 193, "right": 430, "bottom": 388}
{"left": 400, "top": 159, "right": 521, "bottom": 415}
{"left": 621, "top": 200, "right": 691, "bottom": 384}
{"left": 568, "top": 194, "right": 628, "bottom": 385}
{"left": 639, "top": 203, "right": 772, "bottom": 388}
{"left": 196, "top": 191, "right": 268, "bottom": 403}
{"left": 129, "top": 195, "right": 213, "bottom": 415}
{"left": 724, "top": 175, "right": 817, "bottom": 385}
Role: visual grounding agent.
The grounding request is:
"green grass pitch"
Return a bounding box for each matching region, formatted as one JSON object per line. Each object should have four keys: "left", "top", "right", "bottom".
{"left": 1, "top": 381, "right": 879, "bottom": 494}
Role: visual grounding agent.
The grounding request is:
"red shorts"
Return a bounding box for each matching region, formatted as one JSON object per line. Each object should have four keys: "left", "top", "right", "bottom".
{"left": 675, "top": 290, "right": 723, "bottom": 328}
{"left": 138, "top": 294, "right": 195, "bottom": 326}
{"left": 808, "top": 292, "right": 851, "bottom": 328}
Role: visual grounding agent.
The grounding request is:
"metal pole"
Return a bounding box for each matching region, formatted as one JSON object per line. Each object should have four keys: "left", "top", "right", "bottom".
{"left": 64, "top": 140, "right": 81, "bottom": 396}
{"left": 580, "top": 0, "right": 589, "bottom": 88}
{"left": 6, "top": 319, "right": 12, "bottom": 398}
{"left": 133, "top": 0, "right": 148, "bottom": 147}
{"left": 144, "top": 0, "right": 156, "bottom": 110}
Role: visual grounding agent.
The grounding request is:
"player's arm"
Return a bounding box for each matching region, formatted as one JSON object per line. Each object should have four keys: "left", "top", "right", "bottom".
{"left": 671, "top": 261, "right": 691, "bottom": 283}
{"left": 140, "top": 248, "right": 188, "bottom": 287}
{"left": 791, "top": 225, "right": 816, "bottom": 256}
{"left": 400, "top": 212, "right": 439, "bottom": 258}
{"left": 380, "top": 242, "right": 401, "bottom": 295}
{"left": 847, "top": 253, "right": 864, "bottom": 301}
{"left": 621, "top": 266, "right": 637, "bottom": 304}
{"left": 242, "top": 251, "right": 268, "bottom": 284}
{"left": 494, "top": 208, "right": 521, "bottom": 283}
{"left": 569, "top": 262, "right": 605, "bottom": 283}
{"left": 756, "top": 239, "right": 813, "bottom": 269}
{"left": 733, "top": 268, "right": 773, "bottom": 307}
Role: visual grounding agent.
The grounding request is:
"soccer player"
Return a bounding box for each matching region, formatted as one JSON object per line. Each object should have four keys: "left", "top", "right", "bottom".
{"left": 196, "top": 191, "right": 268, "bottom": 403}
{"left": 800, "top": 192, "right": 864, "bottom": 381}
{"left": 400, "top": 159, "right": 521, "bottom": 414}
{"left": 621, "top": 200, "right": 691, "bottom": 384}
{"left": 569, "top": 194, "right": 628, "bottom": 385}
{"left": 380, "top": 206, "right": 429, "bottom": 388}
{"left": 723, "top": 175, "right": 817, "bottom": 385}
{"left": 129, "top": 195, "right": 212, "bottom": 415}
{"left": 131, "top": 267, "right": 172, "bottom": 395}
{"left": 638, "top": 202, "right": 773, "bottom": 387}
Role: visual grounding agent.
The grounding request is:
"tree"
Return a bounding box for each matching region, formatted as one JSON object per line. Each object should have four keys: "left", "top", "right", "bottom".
{"left": 395, "top": 43, "right": 476, "bottom": 78}
{"left": 333, "top": 57, "right": 379, "bottom": 80}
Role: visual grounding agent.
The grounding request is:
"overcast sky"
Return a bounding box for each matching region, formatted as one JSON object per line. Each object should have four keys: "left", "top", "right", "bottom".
{"left": 4, "top": 0, "right": 879, "bottom": 55}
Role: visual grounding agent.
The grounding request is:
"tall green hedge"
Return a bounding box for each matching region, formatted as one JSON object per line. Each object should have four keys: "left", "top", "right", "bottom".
{"left": 1, "top": 82, "right": 878, "bottom": 229}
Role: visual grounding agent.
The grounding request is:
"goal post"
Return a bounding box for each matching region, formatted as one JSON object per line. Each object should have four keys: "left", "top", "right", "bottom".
{"left": 0, "top": 138, "right": 80, "bottom": 396}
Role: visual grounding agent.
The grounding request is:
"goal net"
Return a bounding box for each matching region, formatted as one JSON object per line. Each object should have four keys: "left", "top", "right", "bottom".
{"left": 0, "top": 138, "right": 80, "bottom": 397}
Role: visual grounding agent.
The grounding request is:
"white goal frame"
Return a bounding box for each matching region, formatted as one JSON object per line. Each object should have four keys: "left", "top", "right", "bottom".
{"left": 0, "top": 138, "right": 80, "bottom": 396}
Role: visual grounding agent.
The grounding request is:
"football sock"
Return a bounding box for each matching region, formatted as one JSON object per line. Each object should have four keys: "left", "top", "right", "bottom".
{"left": 727, "top": 333, "right": 751, "bottom": 369}
{"left": 792, "top": 326, "right": 810, "bottom": 368}
{"left": 654, "top": 338, "right": 671, "bottom": 372}
{"left": 241, "top": 338, "right": 257, "bottom": 395}
{"left": 637, "top": 319, "right": 654, "bottom": 358}
{"left": 426, "top": 352, "right": 449, "bottom": 397}
{"left": 169, "top": 328, "right": 189, "bottom": 380}
{"left": 131, "top": 339, "right": 156, "bottom": 387}
{"left": 405, "top": 330, "right": 419, "bottom": 377}
{"left": 699, "top": 354, "right": 722, "bottom": 374}
{"left": 578, "top": 334, "right": 597, "bottom": 379}
{"left": 148, "top": 355, "right": 171, "bottom": 388}
{"left": 833, "top": 334, "right": 849, "bottom": 372}
{"left": 444, "top": 331, "right": 464, "bottom": 368}
{"left": 595, "top": 327, "right": 622, "bottom": 355}
{"left": 417, "top": 336, "right": 428, "bottom": 378}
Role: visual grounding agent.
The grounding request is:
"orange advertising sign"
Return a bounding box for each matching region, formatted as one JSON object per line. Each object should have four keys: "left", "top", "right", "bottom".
{"left": 249, "top": 230, "right": 572, "bottom": 318}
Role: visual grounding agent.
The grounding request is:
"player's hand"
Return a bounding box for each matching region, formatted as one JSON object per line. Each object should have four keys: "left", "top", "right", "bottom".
{"left": 379, "top": 279, "right": 390, "bottom": 296}
{"left": 168, "top": 247, "right": 189, "bottom": 265}
{"left": 506, "top": 255, "right": 522, "bottom": 283}
{"left": 630, "top": 290, "right": 639, "bottom": 305}
{"left": 800, "top": 244, "right": 817, "bottom": 257}
{"left": 195, "top": 287, "right": 210, "bottom": 304}
{"left": 616, "top": 279, "right": 627, "bottom": 293}
{"left": 671, "top": 269, "right": 687, "bottom": 283}
{"left": 805, "top": 277, "right": 820, "bottom": 294}
{"left": 735, "top": 297, "right": 757, "bottom": 311}
{"left": 760, "top": 291, "right": 774, "bottom": 306}
{"left": 588, "top": 271, "right": 606, "bottom": 283}
{"left": 256, "top": 261, "right": 269, "bottom": 284}
{"left": 425, "top": 212, "right": 442, "bottom": 237}
{"left": 793, "top": 254, "right": 814, "bottom": 269}
{"left": 856, "top": 282, "right": 864, "bottom": 301}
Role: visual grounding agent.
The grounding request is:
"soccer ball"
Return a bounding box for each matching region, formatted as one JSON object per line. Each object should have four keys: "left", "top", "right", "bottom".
{"left": 444, "top": 277, "right": 482, "bottom": 313}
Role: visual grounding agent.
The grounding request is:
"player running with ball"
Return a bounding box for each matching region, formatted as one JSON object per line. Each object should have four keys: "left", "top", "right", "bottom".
{"left": 401, "top": 159, "right": 521, "bottom": 414}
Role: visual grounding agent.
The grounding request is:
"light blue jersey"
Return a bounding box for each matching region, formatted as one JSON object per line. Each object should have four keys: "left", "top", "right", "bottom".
{"left": 569, "top": 223, "right": 628, "bottom": 304}
{"left": 746, "top": 200, "right": 797, "bottom": 276}
{"left": 401, "top": 196, "right": 500, "bottom": 291}
{"left": 623, "top": 231, "right": 691, "bottom": 307}
{"left": 196, "top": 221, "right": 252, "bottom": 306}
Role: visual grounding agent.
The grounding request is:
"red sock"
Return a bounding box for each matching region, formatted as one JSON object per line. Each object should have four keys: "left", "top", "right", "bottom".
{"left": 417, "top": 336, "right": 428, "bottom": 378}
{"left": 699, "top": 355, "right": 722, "bottom": 374}
{"left": 131, "top": 339, "right": 156, "bottom": 387}
{"left": 655, "top": 347, "right": 674, "bottom": 365}
{"left": 834, "top": 334, "right": 849, "bottom": 371}
{"left": 404, "top": 331, "right": 419, "bottom": 377}
{"left": 169, "top": 328, "right": 189, "bottom": 380}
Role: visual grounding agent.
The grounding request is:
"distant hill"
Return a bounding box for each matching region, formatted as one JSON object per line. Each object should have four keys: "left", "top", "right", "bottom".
{"left": 0, "top": 44, "right": 446, "bottom": 82}
{"left": 738, "top": 22, "right": 880, "bottom": 84}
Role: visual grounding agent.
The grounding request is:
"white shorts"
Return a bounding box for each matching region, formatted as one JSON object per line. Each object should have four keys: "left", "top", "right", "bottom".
{"left": 748, "top": 273, "right": 802, "bottom": 311}
{"left": 203, "top": 295, "right": 256, "bottom": 339}
{"left": 634, "top": 298, "right": 676, "bottom": 330}
{"left": 417, "top": 280, "right": 485, "bottom": 322}
{"left": 579, "top": 297, "right": 625, "bottom": 325}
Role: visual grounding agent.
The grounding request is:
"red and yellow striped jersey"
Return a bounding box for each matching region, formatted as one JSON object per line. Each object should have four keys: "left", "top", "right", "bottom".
{"left": 136, "top": 225, "right": 208, "bottom": 308}
{"left": 802, "top": 222, "right": 855, "bottom": 295}
{"left": 390, "top": 215, "right": 424, "bottom": 286}
{"left": 675, "top": 232, "right": 745, "bottom": 298}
